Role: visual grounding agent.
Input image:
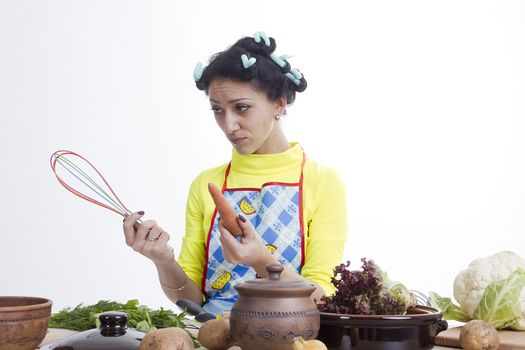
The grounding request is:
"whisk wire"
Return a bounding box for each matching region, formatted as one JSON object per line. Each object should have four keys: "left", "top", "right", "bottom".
{"left": 52, "top": 160, "right": 123, "bottom": 215}
{"left": 409, "top": 290, "right": 431, "bottom": 306}
{"left": 50, "top": 150, "right": 134, "bottom": 218}
{"left": 55, "top": 156, "right": 127, "bottom": 215}
{"left": 56, "top": 155, "right": 114, "bottom": 202}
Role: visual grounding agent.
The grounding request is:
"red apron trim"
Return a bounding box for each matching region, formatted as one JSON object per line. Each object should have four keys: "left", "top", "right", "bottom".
{"left": 202, "top": 208, "right": 219, "bottom": 294}
{"left": 223, "top": 182, "right": 301, "bottom": 192}
{"left": 201, "top": 149, "right": 307, "bottom": 294}
{"left": 298, "top": 164, "right": 306, "bottom": 267}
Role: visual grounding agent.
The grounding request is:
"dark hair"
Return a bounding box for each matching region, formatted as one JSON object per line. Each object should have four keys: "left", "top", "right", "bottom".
{"left": 195, "top": 35, "right": 307, "bottom": 105}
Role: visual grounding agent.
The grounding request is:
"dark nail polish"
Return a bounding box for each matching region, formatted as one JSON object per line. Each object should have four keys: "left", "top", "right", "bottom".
{"left": 138, "top": 211, "right": 145, "bottom": 215}
{"left": 238, "top": 214, "right": 246, "bottom": 223}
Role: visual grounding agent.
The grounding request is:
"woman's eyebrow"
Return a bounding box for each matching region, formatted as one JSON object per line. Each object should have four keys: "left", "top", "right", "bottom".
{"left": 209, "top": 97, "right": 255, "bottom": 104}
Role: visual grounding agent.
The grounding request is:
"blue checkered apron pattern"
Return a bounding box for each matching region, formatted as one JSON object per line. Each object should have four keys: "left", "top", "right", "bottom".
{"left": 202, "top": 181, "right": 304, "bottom": 315}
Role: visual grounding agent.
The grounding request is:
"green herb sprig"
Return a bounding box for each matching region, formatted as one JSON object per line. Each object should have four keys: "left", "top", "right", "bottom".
{"left": 49, "top": 299, "right": 198, "bottom": 347}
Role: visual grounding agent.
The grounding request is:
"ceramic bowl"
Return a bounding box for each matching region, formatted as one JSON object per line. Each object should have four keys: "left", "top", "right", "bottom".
{"left": 0, "top": 296, "right": 53, "bottom": 350}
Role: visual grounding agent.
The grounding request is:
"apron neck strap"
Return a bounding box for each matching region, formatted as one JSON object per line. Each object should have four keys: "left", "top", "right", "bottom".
{"left": 222, "top": 163, "right": 232, "bottom": 192}
{"left": 221, "top": 148, "right": 307, "bottom": 191}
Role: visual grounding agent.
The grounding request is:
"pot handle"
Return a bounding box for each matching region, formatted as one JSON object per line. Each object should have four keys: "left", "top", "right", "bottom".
{"left": 436, "top": 319, "right": 448, "bottom": 334}
{"left": 175, "top": 299, "right": 217, "bottom": 323}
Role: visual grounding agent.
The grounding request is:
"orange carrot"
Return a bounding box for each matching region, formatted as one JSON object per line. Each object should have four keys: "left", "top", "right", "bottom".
{"left": 208, "top": 183, "right": 243, "bottom": 237}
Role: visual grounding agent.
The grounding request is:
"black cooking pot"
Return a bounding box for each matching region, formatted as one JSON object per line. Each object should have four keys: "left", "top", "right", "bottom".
{"left": 316, "top": 305, "right": 448, "bottom": 350}
{"left": 43, "top": 312, "right": 144, "bottom": 350}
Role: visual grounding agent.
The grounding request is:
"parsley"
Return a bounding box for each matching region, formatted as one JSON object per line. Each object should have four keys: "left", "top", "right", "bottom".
{"left": 49, "top": 299, "right": 187, "bottom": 332}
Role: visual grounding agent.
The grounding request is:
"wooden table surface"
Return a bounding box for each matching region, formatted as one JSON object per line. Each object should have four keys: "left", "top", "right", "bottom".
{"left": 38, "top": 328, "right": 242, "bottom": 350}
{"left": 435, "top": 326, "right": 525, "bottom": 350}
{"left": 39, "top": 327, "right": 458, "bottom": 350}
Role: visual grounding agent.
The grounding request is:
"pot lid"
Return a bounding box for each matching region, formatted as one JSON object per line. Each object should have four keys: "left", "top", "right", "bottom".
{"left": 45, "top": 312, "right": 144, "bottom": 350}
{"left": 234, "top": 264, "right": 316, "bottom": 297}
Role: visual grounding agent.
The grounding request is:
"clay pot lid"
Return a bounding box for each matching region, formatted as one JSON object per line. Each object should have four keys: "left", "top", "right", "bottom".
{"left": 234, "top": 263, "right": 316, "bottom": 297}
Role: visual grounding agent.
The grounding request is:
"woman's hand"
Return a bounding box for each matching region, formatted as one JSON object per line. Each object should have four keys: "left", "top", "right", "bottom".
{"left": 123, "top": 212, "right": 175, "bottom": 266}
{"left": 219, "top": 215, "right": 277, "bottom": 276}
{"left": 219, "top": 215, "right": 326, "bottom": 299}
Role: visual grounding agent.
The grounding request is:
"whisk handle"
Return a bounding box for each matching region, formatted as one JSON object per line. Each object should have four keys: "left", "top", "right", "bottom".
{"left": 128, "top": 217, "right": 174, "bottom": 252}
{"left": 131, "top": 218, "right": 144, "bottom": 232}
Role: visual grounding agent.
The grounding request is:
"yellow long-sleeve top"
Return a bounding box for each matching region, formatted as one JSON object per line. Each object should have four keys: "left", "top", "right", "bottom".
{"left": 178, "top": 142, "right": 348, "bottom": 295}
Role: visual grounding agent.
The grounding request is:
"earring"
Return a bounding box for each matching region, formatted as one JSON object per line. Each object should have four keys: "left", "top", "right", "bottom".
{"left": 274, "top": 115, "right": 281, "bottom": 121}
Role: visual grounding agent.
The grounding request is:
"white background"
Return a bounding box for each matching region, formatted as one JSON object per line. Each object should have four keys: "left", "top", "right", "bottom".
{"left": 1, "top": 0, "right": 524, "bottom": 312}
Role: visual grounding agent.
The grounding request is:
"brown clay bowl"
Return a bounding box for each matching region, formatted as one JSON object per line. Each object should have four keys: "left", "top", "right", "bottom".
{"left": 0, "top": 296, "right": 53, "bottom": 350}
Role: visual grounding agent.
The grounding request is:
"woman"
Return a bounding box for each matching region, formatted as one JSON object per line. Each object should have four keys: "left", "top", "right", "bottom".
{"left": 123, "top": 32, "right": 348, "bottom": 315}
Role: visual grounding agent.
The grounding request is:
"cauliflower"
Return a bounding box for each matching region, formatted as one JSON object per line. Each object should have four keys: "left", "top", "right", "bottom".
{"left": 431, "top": 251, "right": 525, "bottom": 330}
{"left": 454, "top": 251, "right": 525, "bottom": 318}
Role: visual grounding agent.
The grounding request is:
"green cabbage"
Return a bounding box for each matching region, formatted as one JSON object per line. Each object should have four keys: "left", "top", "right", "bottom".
{"left": 430, "top": 268, "right": 525, "bottom": 330}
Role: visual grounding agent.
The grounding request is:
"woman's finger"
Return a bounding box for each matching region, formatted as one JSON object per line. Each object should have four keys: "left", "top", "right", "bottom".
{"left": 143, "top": 230, "right": 166, "bottom": 254}
{"left": 219, "top": 222, "right": 239, "bottom": 248}
{"left": 122, "top": 212, "right": 144, "bottom": 246}
{"left": 237, "top": 215, "right": 263, "bottom": 246}
{"left": 237, "top": 215, "right": 254, "bottom": 237}
{"left": 155, "top": 231, "right": 170, "bottom": 247}
{"left": 146, "top": 225, "right": 163, "bottom": 241}
{"left": 135, "top": 219, "right": 158, "bottom": 241}
{"left": 154, "top": 233, "right": 175, "bottom": 263}
{"left": 219, "top": 223, "right": 240, "bottom": 263}
{"left": 132, "top": 220, "right": 158, "bottom": 253}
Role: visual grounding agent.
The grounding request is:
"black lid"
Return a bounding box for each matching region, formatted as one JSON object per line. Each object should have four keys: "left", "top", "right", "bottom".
{"left": 46, "top": 312, "right": 145, "bottom": 350}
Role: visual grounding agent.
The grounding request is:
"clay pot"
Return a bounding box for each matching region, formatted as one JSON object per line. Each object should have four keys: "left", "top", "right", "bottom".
{"left": 0, "top": 296, "right": 53, "bottom": 350}
{"left": 230, "top": 264, "right": 320, "bottom": 350}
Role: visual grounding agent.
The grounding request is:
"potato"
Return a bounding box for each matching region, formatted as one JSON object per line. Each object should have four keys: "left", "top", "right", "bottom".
{"left": 198, "top": 318, "right": 235, "bottom": 350}
{"left": 139, "top": 327, "right": 195, "bottom": 350}
{"left": 292, "top": 336, "right": 328, "bottom": 350}
{"left": 459, "top": 320, "right": 500, "bottom": 350}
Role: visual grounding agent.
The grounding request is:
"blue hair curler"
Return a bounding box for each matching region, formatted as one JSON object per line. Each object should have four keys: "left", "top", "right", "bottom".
{"left": 241, "top": 54, "right": 257, "bottom": 69}
{"left": 270, "top": 53, "right": 290, "bottom": 68}
{"left": 253, "top": 31, "right": 271, "bottom": 47}
{"left": 193, "top": 62, "right": 206, "bottom": 81}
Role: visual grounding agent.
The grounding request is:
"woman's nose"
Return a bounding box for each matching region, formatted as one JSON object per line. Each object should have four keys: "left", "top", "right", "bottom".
{"left": 223, "top": 112, "right": 240, "bottom": 133}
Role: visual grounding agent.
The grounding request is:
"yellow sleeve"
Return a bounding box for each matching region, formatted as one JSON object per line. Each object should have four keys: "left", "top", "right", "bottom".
{"left": 177, "top": 175, "right": 206, "bottom": 289}
{"left": 177, "top": 165, "right": 226, "bottom": 290}
{"left": 301, "top": 167, "right": 348, "bottom": 296}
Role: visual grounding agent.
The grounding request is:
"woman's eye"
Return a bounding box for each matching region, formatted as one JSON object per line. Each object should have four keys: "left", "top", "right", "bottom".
{"left": 211, "top": 106, "right": 223, "bottom": 114}
{"left": 237, "top": 104, "right": 250, "bottom": 112}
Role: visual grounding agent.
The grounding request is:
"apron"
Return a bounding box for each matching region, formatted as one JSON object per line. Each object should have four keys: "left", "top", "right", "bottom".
{"left": 201, "top": 152, "right": 306, "bottom": 315}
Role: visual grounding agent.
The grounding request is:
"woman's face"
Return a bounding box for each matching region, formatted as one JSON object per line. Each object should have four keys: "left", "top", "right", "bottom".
{"left": 208, "top": 78, "right": 286, "bottom": 154}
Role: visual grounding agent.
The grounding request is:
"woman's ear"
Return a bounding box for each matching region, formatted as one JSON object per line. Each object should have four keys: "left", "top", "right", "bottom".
{"left": 275, "top": 96, "right": 287, "bottom": 115}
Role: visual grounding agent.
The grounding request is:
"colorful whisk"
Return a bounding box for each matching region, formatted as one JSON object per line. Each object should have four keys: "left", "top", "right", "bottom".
{"left": 50, "top": 150, "right": 138, "bottom": 220}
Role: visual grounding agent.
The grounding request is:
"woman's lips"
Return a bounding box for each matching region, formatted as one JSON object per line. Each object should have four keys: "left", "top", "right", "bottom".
{"left": 230, "top": 137, "right": 247, "bottom": 145}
